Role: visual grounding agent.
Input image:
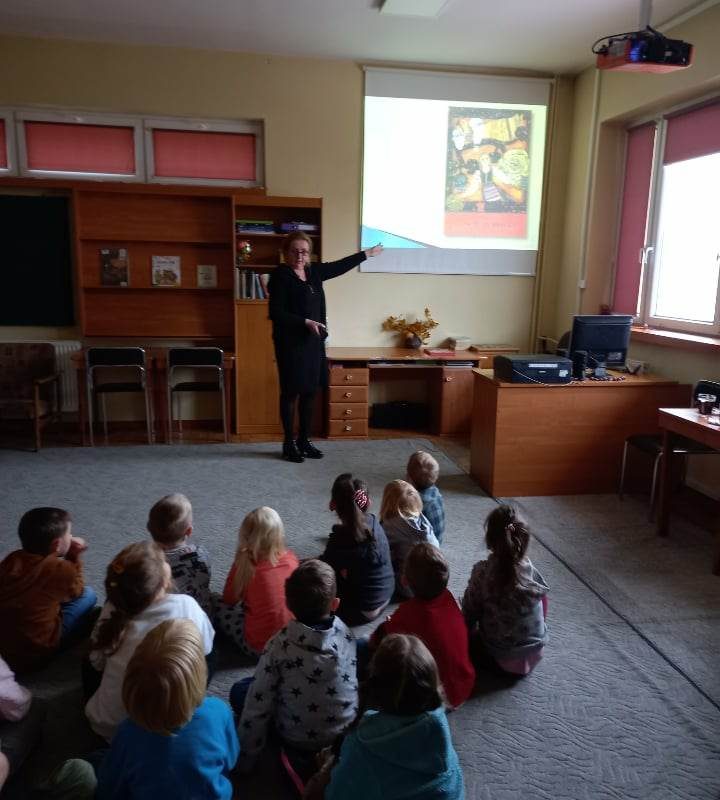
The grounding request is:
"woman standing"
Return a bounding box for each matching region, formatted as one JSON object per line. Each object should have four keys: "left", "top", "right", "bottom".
{"left": 268, "top": 233, "right": 383, "bottom": 463}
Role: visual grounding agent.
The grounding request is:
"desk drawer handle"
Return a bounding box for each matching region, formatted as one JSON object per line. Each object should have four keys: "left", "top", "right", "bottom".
{"left": 343, "top": 391, "right": 353, "bottom": 398}
{"left": 344, "top": 375, "right": 353, "bottom": 381}
{"left": 343, "top": 409, "right": 352, "bottom": 416}
{"left": 344, "top": 424, "right": 352, "bottom": 431}
{"left": 444, "top": 376, "right": 453, "bottom": 382}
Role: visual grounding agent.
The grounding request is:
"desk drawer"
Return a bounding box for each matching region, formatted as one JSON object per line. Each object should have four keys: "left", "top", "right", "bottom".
{"left": 329, "top": 385, "right": 369, "bottom": 404}
{"left": 329, "top": 368, "right": 369, "bottom": 387}
{"left": 328, "top": 419, "right": 368, "bottom": 437}
{"left": 329, "top": 402, "right": 368, "bottom": 421}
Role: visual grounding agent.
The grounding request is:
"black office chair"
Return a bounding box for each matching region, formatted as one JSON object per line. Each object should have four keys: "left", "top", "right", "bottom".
{"left": 167, "top": 347, "right": 228, "bottom": 443}
{"left": 619, "top": 380, "right": 720, "bottom": 518}
{"left": 86, "top": 347, "right": 153, "bottom": 446}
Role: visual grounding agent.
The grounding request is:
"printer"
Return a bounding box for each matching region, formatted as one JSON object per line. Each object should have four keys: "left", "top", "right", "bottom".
{"left": 493, "top": 354, "right": 572, "bottom": 384}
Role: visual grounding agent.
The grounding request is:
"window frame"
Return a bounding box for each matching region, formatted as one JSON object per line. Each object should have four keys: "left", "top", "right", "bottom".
{"left": 15, "top": 109, "right": 144, "bottom": 182}
{"left": 0, "top": 108, "right": 18, "bottom": 176}
{"left": 629, "top": 98, "right": 720, "bottom": 337}
{"left": 143, "top": 116, "right": 264, "bottom": 187}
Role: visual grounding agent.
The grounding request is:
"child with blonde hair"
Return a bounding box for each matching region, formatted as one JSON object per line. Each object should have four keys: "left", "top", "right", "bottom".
{"left": 379, "top": 480, "right": 438, "bottom": 599}
{"left": 407, "top": 450, "right": 446, "bottom": 545}
{"left": 84, "top": 541, "right": 214, "bottom": 741}
{"left": 147, "top": 493, "right": 212, "bottom": 615}
{"left": 462, "top": 504, "right": 549, "bottom": 676}
{"left": 215, "top": 506, "right": 298, "bottom": 657}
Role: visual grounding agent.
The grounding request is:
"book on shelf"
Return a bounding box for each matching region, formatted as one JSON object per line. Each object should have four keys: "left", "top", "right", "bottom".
{"left": 235, "top": 219, "right": 275, "bottom": 234}
{"left": 100, "top": 248, "right": 129, "bottom": 286}
{"left": 196, "top": 264, "right": 218, "bottom": 288}
{"left": 151, "top": 255, "right": 181, "bottom": 287}
{"left": 279, "top": 221, "right": 319, "bottom": 233}
{"left": 237, "top": 270, "right": 271, "bottom": 300}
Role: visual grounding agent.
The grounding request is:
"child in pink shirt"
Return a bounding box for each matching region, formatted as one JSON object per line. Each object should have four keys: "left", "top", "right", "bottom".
{"left": 215, "top": 507, "right": 299, "bottom": 658}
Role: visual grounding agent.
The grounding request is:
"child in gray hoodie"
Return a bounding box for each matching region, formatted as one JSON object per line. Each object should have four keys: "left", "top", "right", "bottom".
{"left": 379, "top": 480, "right": 438, "bottom": 599}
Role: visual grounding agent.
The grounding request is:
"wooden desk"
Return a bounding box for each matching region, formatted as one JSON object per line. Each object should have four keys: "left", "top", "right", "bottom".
{"left": 657, "top": 408, "right": 720, "bottom": 574}
{"left": 325, "top": 346, "right": 518, "bottom": 439}
{"left": 74, "top": 349, "right": 234, "bottom": 445}
{"left": 470, "top": 369, "right": 691, "bottom": 496}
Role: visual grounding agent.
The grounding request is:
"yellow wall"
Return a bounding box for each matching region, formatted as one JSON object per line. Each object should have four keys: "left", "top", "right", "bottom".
{"left": 558, "top": 5, "right": 720, "bottom": 499}
{"left": 0, "top": 35, "right": 570, "bottom": 352}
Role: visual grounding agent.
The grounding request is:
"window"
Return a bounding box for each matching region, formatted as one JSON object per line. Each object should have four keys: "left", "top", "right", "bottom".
{"left": 616, "top": 99, "right": 720, "bottom": 336}
{"left": 144, "top": 118, "right": 264, "bottom": 187}
{"left": 0, "top": 110, "right": 16, "bottom": 174}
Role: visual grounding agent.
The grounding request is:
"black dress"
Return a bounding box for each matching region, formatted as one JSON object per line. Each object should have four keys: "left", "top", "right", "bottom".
{"left": 268, "top": 252, "right": 366, "bottom": 395}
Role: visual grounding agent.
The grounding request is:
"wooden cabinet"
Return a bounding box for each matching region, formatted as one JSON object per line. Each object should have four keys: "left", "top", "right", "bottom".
{"left": 327, "top": 365, "right": 370, "bottom": 438}
{"left": 232, "top": 195, "right": 323, "bottom": 435}
{"left": 432, "top": 366, "right": 475, "bottom": 435}
{"left": 74, "top": 187, "right": 239, "bottom": 338}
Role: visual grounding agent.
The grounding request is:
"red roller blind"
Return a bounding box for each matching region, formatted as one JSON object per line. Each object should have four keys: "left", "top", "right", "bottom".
{"left": 152, "top": 129, "right": 256, "bottom": 180}
{"left": 664, "top": 101, "right": 720, "bottom": 165}
{"left": 24, "top": 121, "right": 136, "bottom": 174}
{"left": 612, "top": 123, "right": 656, "bottom": 315}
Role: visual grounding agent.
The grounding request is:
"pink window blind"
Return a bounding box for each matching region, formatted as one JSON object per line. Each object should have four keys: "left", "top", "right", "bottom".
{"left": 664, "top": 101, "right": 720, "bottom": 165}
{"left": 0, "top": 119, "right": 6, "bottom": 168}
{"left": 152, "top": 129, "right": 256, "bottom": 180}
{"left": 612, "top": 123, "right": 656, "bottom": 315}
{"left": 24, "top": 121, "right": 136, "bottom": 174}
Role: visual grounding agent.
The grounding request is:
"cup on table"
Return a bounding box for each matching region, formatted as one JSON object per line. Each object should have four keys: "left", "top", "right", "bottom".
{"left": 696, "top": 393, "right": 717, "bottom": 415}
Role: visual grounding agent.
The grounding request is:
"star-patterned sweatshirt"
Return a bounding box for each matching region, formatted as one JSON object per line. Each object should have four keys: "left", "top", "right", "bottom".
{"left": 237, "top": 616, "right": 358, "bottom": 770}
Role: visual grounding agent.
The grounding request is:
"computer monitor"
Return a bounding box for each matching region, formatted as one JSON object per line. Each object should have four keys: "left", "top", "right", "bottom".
{"left": 568, "top": 315, "right": 633, "bottom": 372}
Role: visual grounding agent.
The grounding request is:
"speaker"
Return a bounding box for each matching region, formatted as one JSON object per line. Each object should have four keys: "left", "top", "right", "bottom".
{"left": 572, "top": 350, "right": 587, "bottom": 380}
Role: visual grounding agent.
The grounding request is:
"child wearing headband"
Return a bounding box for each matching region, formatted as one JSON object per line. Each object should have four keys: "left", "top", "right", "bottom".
{"left": 320, "top": 474, "right": 394, "bottom": 626}
{"left": 462, "top": 504, "right": 549, "bottom": 676}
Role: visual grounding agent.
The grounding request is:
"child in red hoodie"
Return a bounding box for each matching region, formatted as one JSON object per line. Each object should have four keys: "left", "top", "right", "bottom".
{"left": 370, "top": 542, "right": 475, "bottom": 708}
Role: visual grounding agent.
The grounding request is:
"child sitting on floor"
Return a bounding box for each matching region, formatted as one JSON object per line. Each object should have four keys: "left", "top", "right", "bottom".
{"left": 0, "top": 507, "right": 97, "bottom": 672}
{"left": 85, "top": 541, "right": 215, "bottom": 741}
{"left": 232, "top": 559, "right": 358, "bottom": 784}
{"left": 147, "top": 493, "right": 212, "bottom": 615}
{"left": 379, "top": 480, "right": 438, "bottom": 599}
{"left": 371, "top": 543, "right": 474, "bottom": 708}
{"left": 320, "top": 473, "right": 394, "bottom": 626}
{"left": 215, "top": 506, "right": 299, "bottom": 658}
{"left": 462, "top": 504, "right": 549, "bottom": 676}
{"left": 306, "top": 633, "right": 464, "bottom": 800}
{"left": 407, "top": 450, "right": 446, "bottom": 545}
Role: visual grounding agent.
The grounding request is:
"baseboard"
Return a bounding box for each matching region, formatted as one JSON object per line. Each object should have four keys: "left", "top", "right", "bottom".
{"left": 686, "top": 476, "right": 720, "bottom": 502}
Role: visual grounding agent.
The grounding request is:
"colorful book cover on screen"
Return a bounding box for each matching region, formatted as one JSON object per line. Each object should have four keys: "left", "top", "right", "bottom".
{"left": 444, "top": 106, "right": 530, "bottom": 239}
{"left": 100, "top": 248, "right": 129, "bottom": 286}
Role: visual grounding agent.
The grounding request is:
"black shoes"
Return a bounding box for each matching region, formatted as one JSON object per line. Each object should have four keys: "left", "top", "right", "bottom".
{"left": 282, "top": 441, "right": 304, "bottom": 463}
{"left": 296, "top": 439, "right": 324, "bottom": 459}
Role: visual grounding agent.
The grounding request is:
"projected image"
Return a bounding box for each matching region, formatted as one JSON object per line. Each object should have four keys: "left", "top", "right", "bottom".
{"left": 445, "top": 107, "right": 530, "bottom": 238}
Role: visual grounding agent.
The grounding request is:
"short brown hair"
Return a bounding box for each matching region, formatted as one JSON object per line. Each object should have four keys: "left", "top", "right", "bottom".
{"left": 379, "top": 480, "right": 423, "bottom": 521}
{"left": 407, "top": 451, "right": 439, "bottom": 490}
{"left": 18, "top": 507, "right": 71, "bottom": 555}
{"left": 147, "top": 494, "right": 193, "bottom": 545}
{"left": 403, "top": 542, "right": 448, "bottom": 600}
{"left": 122, "top": 619, "right": 207, "bottom": 736}
{"left": 364, "top": 634, "right": 444, "bottom": 715}
{"left": 285, "top": 559, "right": 336, "bottom": 625}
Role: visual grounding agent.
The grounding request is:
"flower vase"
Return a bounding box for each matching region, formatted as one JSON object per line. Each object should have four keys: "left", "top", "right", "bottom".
{"left": 405, "top": 334, "right": 422, "bottom": 349}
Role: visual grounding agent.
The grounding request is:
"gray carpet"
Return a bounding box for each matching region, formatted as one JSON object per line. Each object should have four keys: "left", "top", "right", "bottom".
{"left": 1, "top": 441, "right": 719, "bottom": 799}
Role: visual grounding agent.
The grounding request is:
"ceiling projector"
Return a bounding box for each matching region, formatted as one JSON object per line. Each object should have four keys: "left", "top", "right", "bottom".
{"left": 593, "top": 26, "right": 694, "bottom": 73}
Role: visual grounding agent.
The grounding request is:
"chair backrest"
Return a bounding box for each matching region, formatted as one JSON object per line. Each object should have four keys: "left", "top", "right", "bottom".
{"left": 694, "top": 380, "right": 720, "bottom": 407}
{"left": 86, "top": 347, "right": 146, "bottom": 368}
{"left": 0, "top": 343, "right": 55, "bottom": 399}
{"left": 167, "top": 347, "right": 223, "bottom": 368}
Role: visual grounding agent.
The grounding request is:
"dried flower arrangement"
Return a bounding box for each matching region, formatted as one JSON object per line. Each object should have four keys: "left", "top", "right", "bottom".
{"left": 382, "top": 308, "right": 439, "bottom": 346}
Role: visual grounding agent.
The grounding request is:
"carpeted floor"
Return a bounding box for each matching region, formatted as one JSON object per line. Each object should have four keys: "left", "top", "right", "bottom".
{"left": 1, "top": 440, "right": 719, "bottom": 799}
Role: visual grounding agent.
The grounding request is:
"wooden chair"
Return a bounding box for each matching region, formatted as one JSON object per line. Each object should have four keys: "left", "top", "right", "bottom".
{"left": 619, "top": 380, "right": 720, "bottom": 518}
{"left": 86, "top": 347, "right": 153, "bottom": 446}
{"left": 0, "top": 343, "right": 62, "bottom": 451}
{"left": 167, "top": 347, "right": 228, "bottom": 443}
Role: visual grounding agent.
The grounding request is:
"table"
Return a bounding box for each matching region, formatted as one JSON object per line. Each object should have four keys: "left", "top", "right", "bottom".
{"left": 74, "top": 349, "right": 234, "bottom": 445}
{"left": 470, "top": 369, "right": 691, "bottom": 496}
{"left": 657, "top": 408, "right": 720, "bottom": 574}
{"left": 325, "top": 346, "right": 518, "bottom": 439}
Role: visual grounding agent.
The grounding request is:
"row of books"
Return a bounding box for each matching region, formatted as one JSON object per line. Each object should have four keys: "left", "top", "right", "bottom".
{"left": 100, "top": 248, "right": 218, "bottom": 288}
{"left": 235, "top": 219, "right": 319, "bottom": 235}
{"left": 235, "top": 270, "right": 271, "bottom": 300}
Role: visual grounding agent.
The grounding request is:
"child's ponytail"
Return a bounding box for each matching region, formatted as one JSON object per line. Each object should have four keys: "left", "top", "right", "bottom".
{"left": 331, "top": 473, "right": 371, "bottom": 545}
{"left": 485, "top": 504, "right": 530, "bottom": 594}
{"left": 94, "top": 542, "right": 168, "bottom": 655}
